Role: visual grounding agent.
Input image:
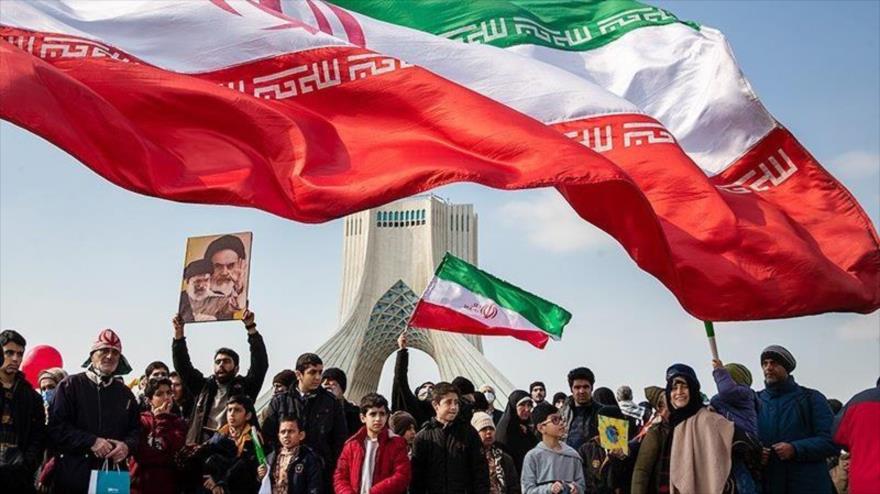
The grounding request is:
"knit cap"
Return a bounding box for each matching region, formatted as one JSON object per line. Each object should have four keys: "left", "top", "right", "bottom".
{"left": 471, "top": 411, "right": 495, "bottom": 432}
{"left": 724, "top": 363, "right": 752, "bottom": 387}
{"left": 761, "top": 345, "right": 796, "bottom": 373}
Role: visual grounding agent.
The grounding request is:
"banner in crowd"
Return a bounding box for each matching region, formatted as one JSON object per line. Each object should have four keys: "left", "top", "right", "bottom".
{"left": 179, "top": 232, "right": 252, "bottom": 323}
{"left": 1, "top": 1, "right": 878, "bottom": 322}
{"left": 598, "top": 415, "right": 630, "bottom": 455}
{"left": 409, "top": 253, "right": 571, "bottom": 349}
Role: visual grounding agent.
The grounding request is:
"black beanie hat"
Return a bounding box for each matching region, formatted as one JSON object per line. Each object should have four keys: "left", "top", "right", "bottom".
{"left": 272, "top": 369, "right": 296, "bottom": 388}
{"left": 451, "top": 376, "right": 475, "bottom": 396}
{"left": 322, "top": 367, "right": 347, "bottom": 392}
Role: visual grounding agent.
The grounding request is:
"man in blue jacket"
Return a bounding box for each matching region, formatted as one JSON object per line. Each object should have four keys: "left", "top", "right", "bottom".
{"left": 757, "top": 345, "right": 837, "bottom": 494}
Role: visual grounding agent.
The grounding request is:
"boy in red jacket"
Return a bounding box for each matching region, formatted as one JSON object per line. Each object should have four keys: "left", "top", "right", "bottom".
{"left": 333, "top": 393, "right": 411, "bottom": 494}
{"left": 129, "top": 377, "right": 186, "bottom": 494}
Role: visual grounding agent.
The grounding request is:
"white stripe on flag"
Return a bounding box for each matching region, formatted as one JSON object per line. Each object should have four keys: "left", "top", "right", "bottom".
{"left": 422, "top": 277, "right": 548, "bottom": 334}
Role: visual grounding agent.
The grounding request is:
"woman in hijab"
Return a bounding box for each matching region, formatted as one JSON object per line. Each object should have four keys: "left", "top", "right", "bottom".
{"left": 495, "top": 389, "right": 538, "bottom": 472}
{"left": 632, "top": 364, "right": 735, "bottom": 494}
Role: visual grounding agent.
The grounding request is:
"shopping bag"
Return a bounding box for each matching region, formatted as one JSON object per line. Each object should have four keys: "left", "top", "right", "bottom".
{"left": 88, "top": 459, "right": 131, "bottom": 494}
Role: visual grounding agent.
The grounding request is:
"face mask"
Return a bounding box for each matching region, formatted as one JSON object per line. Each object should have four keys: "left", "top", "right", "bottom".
{"left": 484, "top": 392, "right": 495, "bottom": 403}
{"left": 417, "top": 387, "right": 431, "bottom": 401}
{"left": 42, "top": 388, "right": 57, "bottom": 406}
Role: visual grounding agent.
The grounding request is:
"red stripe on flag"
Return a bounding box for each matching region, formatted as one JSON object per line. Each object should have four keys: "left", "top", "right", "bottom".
{"left": 2, "top": 26, "right": 877, "bottom": 321}
{"left": 410, "top": 301, "right": 551, "bottom": 349}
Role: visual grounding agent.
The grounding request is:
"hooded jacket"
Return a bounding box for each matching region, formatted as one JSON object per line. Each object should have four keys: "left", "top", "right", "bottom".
{"left": 758, "top": 376, "right": 837, "bottom": 494}
{"left": 710, "top": 367, "right": 759, "bottom": 436}
{"left": 172, "top": 332, "right": 268, "bottom": 444}
{"left": 411, "top": 416, "right": 490, "bottom": 494}
{"left": 333, "top": 426, "right": 411, "bottom": 494}
{"left": 495, "top": 390, "right": 538, "bottom": 472}
{"left": 520, "top": 441, "right": 586, "bottom": 494}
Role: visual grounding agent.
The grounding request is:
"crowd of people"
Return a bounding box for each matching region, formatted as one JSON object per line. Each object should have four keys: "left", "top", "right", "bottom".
{"left": 0, "top": 320, "right": 878, "bottom": 494}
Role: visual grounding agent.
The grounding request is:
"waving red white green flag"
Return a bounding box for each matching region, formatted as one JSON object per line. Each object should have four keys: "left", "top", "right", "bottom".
{"left": 1, "top": 0, "right": 878, "bottom": 323}
{"left": 273, "top": 0, "right": 880, "bottom": 320}
{"left": 410, "top": 254, "right": 571, "bottom": 349}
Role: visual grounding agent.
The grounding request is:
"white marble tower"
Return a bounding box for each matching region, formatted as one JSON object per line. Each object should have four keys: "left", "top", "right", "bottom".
{"left": 315, "top": 195, "right": 514, "bottom": 406}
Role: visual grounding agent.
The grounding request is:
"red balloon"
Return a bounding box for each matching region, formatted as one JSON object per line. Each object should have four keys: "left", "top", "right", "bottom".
{"left": 21, "top": 345, "right": 64, "bottom": 389}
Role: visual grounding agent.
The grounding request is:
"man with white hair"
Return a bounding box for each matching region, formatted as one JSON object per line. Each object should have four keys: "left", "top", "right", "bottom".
{"left": 616, "top": 385, "right": 644, "bottom": 427}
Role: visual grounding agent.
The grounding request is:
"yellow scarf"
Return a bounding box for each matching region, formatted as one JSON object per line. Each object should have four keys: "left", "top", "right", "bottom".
{"left": 217, "top": 423, "right": 261, "bottom": 457}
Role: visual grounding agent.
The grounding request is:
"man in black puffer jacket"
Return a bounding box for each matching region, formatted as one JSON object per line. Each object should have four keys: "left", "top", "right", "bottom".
{"left": 261, "top": 353, "right": 347, "bottom": 492}
{"left": 411, "top": 382, "right": 489, "bottom": 494}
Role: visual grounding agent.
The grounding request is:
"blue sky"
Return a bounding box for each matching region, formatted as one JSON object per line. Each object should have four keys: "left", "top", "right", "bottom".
{"left": 1, "top": 1, "right": 878, "bottom": 405}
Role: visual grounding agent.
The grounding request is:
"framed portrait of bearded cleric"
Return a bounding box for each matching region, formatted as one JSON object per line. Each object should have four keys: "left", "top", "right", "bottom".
{"left": 178, "top": 232, "right": 252, "bottom": 323}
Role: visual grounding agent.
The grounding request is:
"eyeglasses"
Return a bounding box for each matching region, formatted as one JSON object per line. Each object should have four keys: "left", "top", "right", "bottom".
{"left": 542, "top": 415, "right": 564, "bottom": 425}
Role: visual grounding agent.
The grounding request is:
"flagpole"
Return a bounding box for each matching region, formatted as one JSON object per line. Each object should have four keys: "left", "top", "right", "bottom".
{"left": 704, "top": 321, "right": 719, "bottom": 360}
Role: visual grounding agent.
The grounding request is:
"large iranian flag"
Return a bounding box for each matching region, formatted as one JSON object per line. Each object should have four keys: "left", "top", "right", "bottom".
{"left": 272, "top": 0, "right": 880, "bottom": 321}
{"left": 2, "top": 1, "right": 878, "bottom": 322}
{"left": 411, "top": 254, "right": 572, "bottom": 349}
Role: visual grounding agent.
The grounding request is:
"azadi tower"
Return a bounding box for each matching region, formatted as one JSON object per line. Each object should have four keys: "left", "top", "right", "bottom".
{"left": 315, "top": 195, "right": 514, "bottom": 406}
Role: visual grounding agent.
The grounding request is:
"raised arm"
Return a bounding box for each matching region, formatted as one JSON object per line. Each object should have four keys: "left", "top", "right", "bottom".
{"left": 391, "top": 332, "right": 422, "bottom": 416}
{"left": 171, "top": 314, "right": 207, "bottom": 395}
{"left": 241, "top": 310, "right": 269, "bottom": 399}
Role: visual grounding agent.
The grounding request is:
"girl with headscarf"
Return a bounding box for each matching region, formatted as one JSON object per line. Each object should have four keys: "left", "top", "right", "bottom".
{"left": 632, "top": 364, "right": 735, "bottom": 494}
{"left": 495, "top": 390, "right": 538, "bottom": 472}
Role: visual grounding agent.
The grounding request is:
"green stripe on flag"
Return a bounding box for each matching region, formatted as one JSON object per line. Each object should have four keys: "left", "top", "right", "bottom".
{"left": 435, "top": 254, "right": 571, "bottom": 337}
{"left": 333, "top": 0, "right": 698, "bottom": 52}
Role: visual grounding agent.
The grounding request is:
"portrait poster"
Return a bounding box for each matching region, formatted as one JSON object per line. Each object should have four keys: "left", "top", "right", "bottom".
{"left": 598, "top": 415, "right": 629, "bottom": 455}
{"left": 178, "top": 231, "right": 252, "bottom": 323}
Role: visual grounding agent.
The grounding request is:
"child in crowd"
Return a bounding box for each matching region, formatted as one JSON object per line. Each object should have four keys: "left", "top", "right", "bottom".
{"left": 333, "top": 393, "right": 410, "bottom": 494}
{"left": 129, "top": 377, "right": 186, "bottom": 494}
{"left": 258, "top": 415, "right": 324, "bottom": 494}
{"left": 521, "top": 403, "right": 586, "bottom": 494}
{"left": 202, "top": 395, "right": 262, "bottom": 494}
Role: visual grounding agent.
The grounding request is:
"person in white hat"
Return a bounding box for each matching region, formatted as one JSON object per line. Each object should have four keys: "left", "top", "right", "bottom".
{"left": 471, "top": 411, "right": 521, "bottom": 494}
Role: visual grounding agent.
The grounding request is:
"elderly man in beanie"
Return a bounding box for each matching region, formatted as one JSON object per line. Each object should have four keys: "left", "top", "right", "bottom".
{"left": 48, "top": 329, "right": 140, "bottom": 493}
{"left": 0, "top": 330, "right": 46, "bottom": 494}
{"left": 757, "top": 345, "right": 837, "bottom": 494}
{"left": 471, "top": 411, "right": 520, "bottom": 494}
{"left": 322, "top": 367, "right": 362, "bottom": 437}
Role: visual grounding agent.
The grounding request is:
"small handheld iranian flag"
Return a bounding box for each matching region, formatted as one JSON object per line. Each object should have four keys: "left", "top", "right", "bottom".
{"left": 409, "top": 254, "right": 571, "bottom": 349}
